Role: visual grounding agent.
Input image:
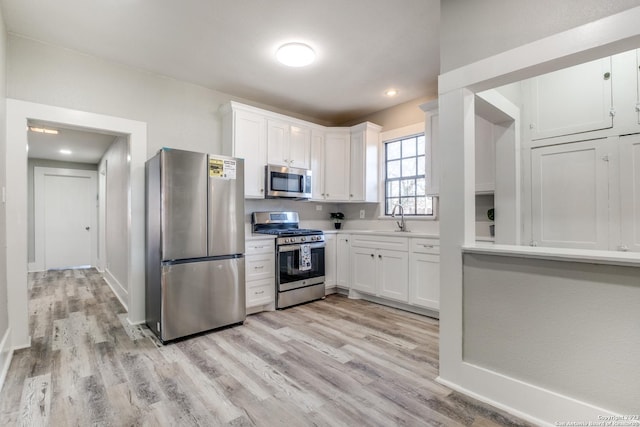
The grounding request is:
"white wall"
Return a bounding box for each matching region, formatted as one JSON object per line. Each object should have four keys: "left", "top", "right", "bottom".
{"left": 27, "top": 159, "right": 97, "bottom": 264}
{"left": 7, "top": 35, "right": 229, "bottom": 157}
{"left": 100, "top": 137, "right": 129, "bottom": 303}
{"left": 0, "top": 4, "right": 9, "bottom": 355}
{"left": 463, "top": 253, "right": 640, "bottom": 414}
{"left": 440, "top": 0, "right": 640, "bottom": 72}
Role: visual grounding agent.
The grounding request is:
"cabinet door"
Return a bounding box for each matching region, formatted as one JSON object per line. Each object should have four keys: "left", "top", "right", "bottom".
{"left": 349, "top": 129, "right": 365, "bottom": 201}
{"left": 289, "top": 125, "right": 311, "bottom": 169}
{"left": 310, "top": 130, "right": 325, "bottom": 200}
{"left": 409, "top": 253, "right": 439, "bottom": 310}
{"left": 531, "top": 139, "right": 609, "bottom": 249}
{"left": 350, "top": 247, "right": 376, "bottom": 294}
{"left": 378, "top": 250, "right": 409, "bottom": 302}
{"left": 336, "top": 235, "right": 350, "bottom": 288}
{"left": 234, "top": 110, "right": 267, "bottom": 198}
{"left": 324, "top": 234, "right": 337, "bottom": 286}
{"left": 530, "top": 57, "right": 613, "bottom": 140}
{"left": 267, "top": 119, "right": 289, "bottom": 166}
{"left": 619, "top": 134, "right": 640, "bottom": 252}
{"left": 324, "top": 131, "right": 351, "bottom": 201}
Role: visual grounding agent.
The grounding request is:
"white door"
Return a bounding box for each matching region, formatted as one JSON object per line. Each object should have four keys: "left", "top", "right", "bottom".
{"left": 35, "top": 167, "right": 97, "bottom": 270}
{"left": 531, "top": 139, "right": 609, "bottom": 249}
{"left": 289, "top": 125, "right": 311, "bottom": 169}
{"left": 336, "top": 235, "right": 350, "bottom": 288}
{"left": 266, "top": 119, "right": 289, "bottom": 166}
{"left": 310, "top": 129, "right": 325, "bottom": 200}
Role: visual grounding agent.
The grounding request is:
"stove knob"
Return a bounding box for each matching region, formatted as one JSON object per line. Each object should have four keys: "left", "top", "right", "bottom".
{"left": 301, "top": 237, "right": 306, "bottom": 242}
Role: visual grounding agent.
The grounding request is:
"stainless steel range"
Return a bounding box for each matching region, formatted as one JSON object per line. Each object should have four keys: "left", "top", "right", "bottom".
{"left": 252, "top": 212, "right": 325, "bottom": 309}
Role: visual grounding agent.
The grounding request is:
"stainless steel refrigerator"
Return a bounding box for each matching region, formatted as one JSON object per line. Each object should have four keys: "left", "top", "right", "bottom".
{"left": 145, "top": 148, "right": 245, "bottom": 342}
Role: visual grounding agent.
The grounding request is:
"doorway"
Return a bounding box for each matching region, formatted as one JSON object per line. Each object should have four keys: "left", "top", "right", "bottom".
{"left": 6, "top": 100, "right": 147, "bottom": 349}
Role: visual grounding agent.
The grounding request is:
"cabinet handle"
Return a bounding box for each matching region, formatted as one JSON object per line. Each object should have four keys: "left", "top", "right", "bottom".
{"left": 260, "top": 189, "right": 264, "bottom": 193}
{"left": 370, "top": 254, "right": 374, "bottom": 258}
{"left": 326, "top": 193, "right": 329, "bottom": 197}
{"left": 378, "top": 254, "right": 382, "bottom": 259}
{"left": 254, "top": 265, "right": 264, "bottom": 269}
{"left": 345, "top": 239, "right": 348, "bottom": 242}
{"left": 619, "top": 245, "right": 630, "bottom": 252}
{"left": 603, "top": 72, "right": 611, "bottom": 80}
{"left": 254, "top": 246, "right": 265, "bottom": 249}
{"left": 421, "top": 244, "right": 434, "bottom": 248}
{"left": 350, "top": 194, "right": 353, "bottom": 197}
{"left": 321, "top": 193, "right": 325, "bottom": 196}
{"left": 255, "top": 290, "right": 265, "bottom": 295}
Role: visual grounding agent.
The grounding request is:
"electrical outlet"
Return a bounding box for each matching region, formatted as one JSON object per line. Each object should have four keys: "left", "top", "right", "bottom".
{"left": 316, "top": 204, "right": 323, "bottom": 211}
{"left": 359, "top": 209, "right": 365, "bottom": 219}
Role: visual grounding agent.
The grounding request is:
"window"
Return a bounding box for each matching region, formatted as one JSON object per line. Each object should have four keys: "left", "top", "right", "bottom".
{"left": 384, "top": 133, "right": 433, "bottom": 216}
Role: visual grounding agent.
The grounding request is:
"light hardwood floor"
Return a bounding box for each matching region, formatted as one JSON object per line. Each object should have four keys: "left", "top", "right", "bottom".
{"left": 0, "top": 269, "right": 534, "bottom": 426}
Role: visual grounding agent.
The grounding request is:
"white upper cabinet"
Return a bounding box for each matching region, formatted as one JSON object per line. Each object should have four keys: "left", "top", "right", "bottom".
{"left": 289, "top": 125, "right": 311, "bottom": 168}
{"left": 619, "top": 134, "right": 640, "bottom": 253}
{"left": 267, "top": 120, "right": 311, "bottom": 169}
{"left": 220, "top": 103, "right": 267, "bottom": 198}
{"left": 310, "top": 129, "right": 325, "bottom": 200}
{"left": 349, "top": 122, "right": 381, "bottom": 202}
{"left": 529, "top": 57, "right": 613, "bottom": 140}
{"left": 531, "top": 138, "right": 609, "bottom": 250}
{"left": 323, "top": 130, "right": 351, "bottom": 201}
{"left": 421, "top": 101, "right": 439, "bottom": 196}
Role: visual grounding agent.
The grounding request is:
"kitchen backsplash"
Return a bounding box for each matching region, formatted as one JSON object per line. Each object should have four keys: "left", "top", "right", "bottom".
{"left": 245, "top": 196, "right": 494, "bottom": 237}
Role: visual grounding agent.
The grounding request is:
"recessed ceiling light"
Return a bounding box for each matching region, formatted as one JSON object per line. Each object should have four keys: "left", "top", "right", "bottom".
{"left": 29, "top": 126, "right": 59, "bottom": 135}
{"left": 385, "top": 89, "right": 398, "bottom": 97}
{"left": 59, "top": 149, "right": 72, "bottom": 155}
{"left": 276, "top": 43, "right": 315, "bottom": 67}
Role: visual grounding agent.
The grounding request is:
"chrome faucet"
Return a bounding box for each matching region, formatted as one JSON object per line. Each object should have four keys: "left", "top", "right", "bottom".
{"left": 391, "top": 204, "right": 407, "bottom": 232}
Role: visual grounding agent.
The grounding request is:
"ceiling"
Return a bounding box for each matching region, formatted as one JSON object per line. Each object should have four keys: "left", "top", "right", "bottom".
{"left": 28, "top": 121, "right": 118, "bottom": 164}
{"left": 1, "top": 0, "right": 440, "bottom": 125}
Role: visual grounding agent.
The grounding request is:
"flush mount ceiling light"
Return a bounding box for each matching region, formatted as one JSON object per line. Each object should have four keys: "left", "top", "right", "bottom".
{"left": 29, "top": 126, "right": 59, "bottom": 135}
{"left": 385, "top": 89, "right": 398, "bottom": 97}
{"left": 276, "top": 43, "right": 315, "bottom": 67}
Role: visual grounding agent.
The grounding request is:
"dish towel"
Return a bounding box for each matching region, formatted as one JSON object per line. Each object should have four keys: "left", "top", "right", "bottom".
{"left": 299, "top": 244, "right": 312, "bottom": 271}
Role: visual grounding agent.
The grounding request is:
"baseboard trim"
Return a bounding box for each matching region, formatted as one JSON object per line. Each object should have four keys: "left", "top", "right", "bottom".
{"left": 437, "top": 362, "right": 619, "bottom": 425}
{"left": 345, "top": 289, "right": 440, "bottom": 319}
{"left": 0, "top": 328, "right": 14, "bottom": 393}
{"left": 102, "top": 268, "right": 128, "bottom": 311}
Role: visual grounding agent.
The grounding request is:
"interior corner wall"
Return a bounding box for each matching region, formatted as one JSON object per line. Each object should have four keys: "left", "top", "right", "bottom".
{"left": 27, "top": 159, "right": 97, "bottom": 264}
{"left": 440, "top": 0, "right": 640, "bottom": 72}
{"left": 340, "top": 96, "right": 434, "bottom": 130}
{"left": 0, "top": 7, "right": 9, "bottom": 342}
{"left": 102, "top": 137, "right": 129, "bottom": 295}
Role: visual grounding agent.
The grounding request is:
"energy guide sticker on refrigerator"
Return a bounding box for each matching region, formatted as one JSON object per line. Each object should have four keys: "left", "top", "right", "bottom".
{"left": 145, "top": 148, "right": 246, "bottom": 343}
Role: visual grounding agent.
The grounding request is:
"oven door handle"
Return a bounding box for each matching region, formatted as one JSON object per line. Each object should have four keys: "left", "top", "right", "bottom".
{"left": 278, "top": 242, "right": 325, "bottom": 252}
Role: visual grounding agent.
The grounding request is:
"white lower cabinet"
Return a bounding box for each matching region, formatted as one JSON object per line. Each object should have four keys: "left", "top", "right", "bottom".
{"left": 409, "top": 238, "right": 440, "bottom": 310}
{"left": 324, "top": 234, "right": 337, "bottom": 290}
{"left": 336, "top": 234, "right": 351, "bottom": 288}
{"left": 350, "top": 235, "right": 409, "bottom": 303}
{"left": 245, "top": 238, "right": 275, "bottom": 310}
{"left": 348, "top": 233, "right": 440, "bottom": 314}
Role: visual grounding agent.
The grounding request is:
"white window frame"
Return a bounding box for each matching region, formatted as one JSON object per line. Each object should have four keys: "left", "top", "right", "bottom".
{"left": 378, "top": 122, "right": 438, "bottom": 220}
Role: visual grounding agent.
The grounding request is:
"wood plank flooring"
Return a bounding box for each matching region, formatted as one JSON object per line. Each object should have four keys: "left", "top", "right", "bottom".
{"left": 0, "top": 269, "right": 534, "bottom": 426}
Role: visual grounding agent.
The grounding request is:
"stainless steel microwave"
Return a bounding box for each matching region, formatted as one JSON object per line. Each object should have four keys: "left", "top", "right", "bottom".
{"left": 265, "top": 164, "right": 312, "bottom": 199}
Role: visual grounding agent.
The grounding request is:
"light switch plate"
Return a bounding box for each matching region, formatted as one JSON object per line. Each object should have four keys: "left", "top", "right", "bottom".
{"left": 316, "top": 204, "right": 323, "bottom": 211}
{"left": 359, "top": 209, "right": 365, "bottom": 219}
